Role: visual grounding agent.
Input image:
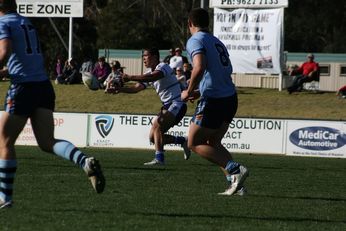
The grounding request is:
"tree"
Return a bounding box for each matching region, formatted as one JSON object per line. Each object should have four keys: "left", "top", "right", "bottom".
{"left": 285, "top": 0, "right": 346, "bottom": 53}
{"left": 31, "top": 0, "right": 346, "bottom": 78}
{"left": 94, "top": 0, "right": 200, "bottom": 49}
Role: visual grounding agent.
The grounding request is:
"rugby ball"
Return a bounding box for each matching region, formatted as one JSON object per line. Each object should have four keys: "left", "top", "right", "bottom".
{"left": 82, "top": 72, "right": 99, "bottom": 90}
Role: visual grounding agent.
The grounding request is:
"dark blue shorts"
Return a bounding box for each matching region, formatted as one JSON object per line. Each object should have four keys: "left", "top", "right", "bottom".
{"left": 4, "top": 80, "right": 55, "bottom": 116}
{"left": 192, "top": 93, "right": 238, "bottom": 129}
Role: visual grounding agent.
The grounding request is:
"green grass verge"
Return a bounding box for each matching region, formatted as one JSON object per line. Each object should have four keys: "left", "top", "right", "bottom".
{"left": 1, "top": 81, "right": 345, "bottom": 120}
{"left": 1, "top": 146, "right": 346, "bottom": 230}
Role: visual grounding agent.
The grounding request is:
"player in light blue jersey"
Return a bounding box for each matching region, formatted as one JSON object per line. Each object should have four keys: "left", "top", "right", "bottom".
{"left": 0, "top": 0, "right": 105, "bottom": 209}
{"left": 182, "top": 8, "right": 249, "bottom": 196}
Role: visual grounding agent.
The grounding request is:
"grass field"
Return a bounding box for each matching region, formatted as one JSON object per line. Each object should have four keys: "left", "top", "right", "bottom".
{"left": 0, "top": 82, "right": 345, "bottom": 230}
{"left": 1, "top": 81, "right": 345, "bottom": 120}
{"left": 54, "top": 84, "right": 346, "bottom": 120}
{"left": 1, "top": 146, "right": 346, "bottom": 230}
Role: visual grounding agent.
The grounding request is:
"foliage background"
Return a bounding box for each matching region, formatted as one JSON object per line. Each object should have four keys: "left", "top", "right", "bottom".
{"left": 29, "top": 0, "right": 346, "bottom": 77}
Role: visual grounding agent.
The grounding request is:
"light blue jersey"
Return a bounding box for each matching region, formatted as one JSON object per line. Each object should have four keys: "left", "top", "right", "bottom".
{"left": 0, "top": 13, "right": 48, "bottom": 83}
{"left": 186, "top": 31, "right": 236, "bottom": 98}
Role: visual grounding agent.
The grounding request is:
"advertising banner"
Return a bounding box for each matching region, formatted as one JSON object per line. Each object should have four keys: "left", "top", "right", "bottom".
{"left": 14, "top": 112, "right": 88, "bottom": 147}
{"left": 16, "top": 0, "right": 84, "bottom": 17}
{"left": 286, "top": 120, "right": 346, "bottom": 158}
{"left": 88, "top": 114, "right": 190, "bottom": 150}
{"left": 213, "top": 8, "right": 283, "bottom": 74}
{"left": 224, "top": 118, "right": 285, "bottom": 154}
{"left": 6, "top": 111, "right": 345, "bottom": 158}
{"left": 88, "top": 114, "right": 285, "bottom": 154}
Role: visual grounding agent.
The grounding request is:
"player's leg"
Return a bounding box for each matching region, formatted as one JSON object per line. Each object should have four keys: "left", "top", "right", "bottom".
{"left": 30, "top": 79, "right": 105, "bottom": 193}
{"left": 219, "top": 167, "right": 247, "bottom": 196}
{"left": 207, "top": 123, "right": 247, "bottom": 195}
{"left": 0, "top": 112, "right": 28, "bottom": 208}
{"left": 188, "top": 95, "right": 248, "bottom": 195}
{"left": 145, "top": 111, "right": 175, "bottom": 165}
{"left": 208, "top": 125, "right": 246, "bottom": 195}
{"left": 188, "top": 122, "right": 231, "bottom": 166}
{"left": 145, "top": 103, "right": 189, "bottom": 165}
{"left": 161, "top": 102, "right": 190, "bottom": 160}
{"left": 208, "top": 122, "right": 245, "bottom": 175}
{"left": 0, "top": 82, "right": 32, "bottom": 208}
{"left": 187, "top": 95, "right": 233, "bottom": 166}
{"left": 145, "top": 116, "right": 166, "bottom": 165}
{"left": 189, "top": 122, "right": 248, "bottom": 196}
{"left": 29, "top": 108, "right": 105, "bottom": 193}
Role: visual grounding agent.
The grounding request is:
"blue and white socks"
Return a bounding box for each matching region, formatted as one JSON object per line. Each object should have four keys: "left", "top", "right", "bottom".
{"left": 53, "top": 140, "right": 87, "bottom": 168}
{"left": 225, "top": 160, "right": 240, "bottom": 175}
{"left": 155, "top": 151, "right": 165, "bottom": 163}
{"left": 0, "top": 159, "right": 17, "bottom": 203}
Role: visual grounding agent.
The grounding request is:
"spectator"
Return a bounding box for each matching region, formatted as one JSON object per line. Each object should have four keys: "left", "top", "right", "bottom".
{"left": 287, "top": 53, "right": 319, "bottom": 94}
{"left": 93, "top": 56, "right": 111, "bottom": 88}
{"left": 55, "top": 59, "right": 68, "bottom": 84}
{"left": 163, "top": 48, "right": 174, "bottom": 64}
{"left": 104, "top": 64, "right": 124, "bottom": 94}
{"left": 0, "top": 65, "right": 8, "bottom": 81}
{"left": 336, "top": 85, "right": 346, "bottom": 99}
{"left": 55, "top": 57, "right": 64, "bottom": 82}
{"left": 169, "top": 47, "right": 189, "bottom": 70}
{"left": 183, "top": 62, "right": 192, "bottom": 83}
{"left": 175, "top": 66, "right": 187, "bottom": 90}
{"left": 112, "top": 60, "right": 124, "bottom": 73}
{"left": 58, "top": 58, "right": 81, "bottom": 84}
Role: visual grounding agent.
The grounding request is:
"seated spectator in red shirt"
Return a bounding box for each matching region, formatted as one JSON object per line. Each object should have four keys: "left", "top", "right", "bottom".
{"left": 93, "top": 56, "right": 111, "bottom": 88}
{"left": 287, "top": 53, "right": 319, "bottom": 94}
{"left": 336, "top": 85, "right": 346, "bottom": 99}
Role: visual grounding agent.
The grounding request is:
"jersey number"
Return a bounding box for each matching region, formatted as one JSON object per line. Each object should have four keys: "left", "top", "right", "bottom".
{"left": 215, "top": 43, "right": 229, "bottom": 66}
{"left": 20, "top": 24, "right": 41, "bottom": 55}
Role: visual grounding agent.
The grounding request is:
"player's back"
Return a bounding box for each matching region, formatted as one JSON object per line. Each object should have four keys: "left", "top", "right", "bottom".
{"left": 187, "top": 31, "right": 235, "bottom": 98}
{"left": 0, "top": 13, "right": 48, "bottom": 83}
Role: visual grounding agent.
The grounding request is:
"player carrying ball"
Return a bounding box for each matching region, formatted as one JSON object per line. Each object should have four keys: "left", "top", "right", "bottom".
{"left": 120, "top": 48, "right": 191, "bottom": 165}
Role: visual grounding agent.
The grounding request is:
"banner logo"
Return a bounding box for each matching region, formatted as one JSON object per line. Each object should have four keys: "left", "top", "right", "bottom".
{"left": 289, "top": 126, "right": 346, "bottom": 151}
{"left": 95, "top": 115, "right": 114, "bottom": 138}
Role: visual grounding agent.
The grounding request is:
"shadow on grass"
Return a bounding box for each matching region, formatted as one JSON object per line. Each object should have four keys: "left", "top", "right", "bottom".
{"left": 111, "top": 166, "right": 170, "bottom": 172}
{"left": 252, "top": 165, "right": 346, "bottom": 173}
{"left": 126, "top": 211, "right": 346, "bottom": 224}
{"left": 251, "top": 193, "right": 346, "bottom": 203}
{"left": 289, "top": 90, "right": 326, "bottom": 95}
{"left": 237, "top": 90, "right": 255, "bottom": 95}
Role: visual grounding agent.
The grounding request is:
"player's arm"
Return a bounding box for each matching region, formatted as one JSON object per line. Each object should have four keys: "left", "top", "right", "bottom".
{"left": 122, "top": 70, "right": 164, "bottom": 82}
{"left": 0, "top": 38, "right": 11, "bottom": 66}
{"left": 181, "top": 53, "right": 205, "bottom": 101}
{"left": 119, "top": 82, "right": 146, "bottom": 93}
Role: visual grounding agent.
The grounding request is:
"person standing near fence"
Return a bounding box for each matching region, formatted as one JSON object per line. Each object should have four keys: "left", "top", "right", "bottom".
{"left": 0, "top": 0, "right": 105, "bottom": 209}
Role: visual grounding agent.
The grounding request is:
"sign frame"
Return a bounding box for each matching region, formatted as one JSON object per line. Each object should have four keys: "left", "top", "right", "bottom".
{"left": 16, "top": 0, "right": 84, "bottom": 18}
{"left": 209, "top": 0, "right": 289, "bottom": 9}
